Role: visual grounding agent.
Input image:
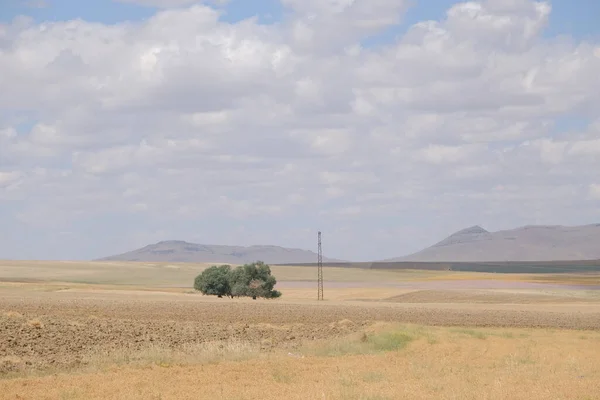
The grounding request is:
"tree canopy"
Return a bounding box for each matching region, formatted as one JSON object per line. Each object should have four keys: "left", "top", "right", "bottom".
{"left": 193, "top": 264, "right": 232, "bottom": 298}
{"left": 194, "top": 261, "right": 281, "bottom": 299}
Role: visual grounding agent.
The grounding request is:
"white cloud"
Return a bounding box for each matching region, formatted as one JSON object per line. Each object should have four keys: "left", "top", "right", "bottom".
{"left": 590, "top": 184, "right": 600, "bottom": 200}
{"left": 282, "top": 0, "right": 411, "bottom": 53}
{"left": 520, "top": 138, "right": 566, "bottom": 164}
{"left": 568, "top": 139, "right": 600, "bottom": 157}
{"left": 445, "top": 0, "right": 551, "bottom": 51}
{"left": 115, "top": 0, "right": 228, "bottom": 8}
{"left": 0, "top": 171, "right": 22, "bottom": 188}
{"left": 414, "top": 144, "right": 487, "bottom": 165}
{"left": 0, "top": 128, "right": 17, "bottom": 139}
{"left": 1, "top": 0, "right": 600, "bottom": 260}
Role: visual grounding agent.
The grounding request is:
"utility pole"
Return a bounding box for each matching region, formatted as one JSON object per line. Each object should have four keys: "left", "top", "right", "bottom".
{"left": 317, "top": 231, "right": 323, "bottom": 300}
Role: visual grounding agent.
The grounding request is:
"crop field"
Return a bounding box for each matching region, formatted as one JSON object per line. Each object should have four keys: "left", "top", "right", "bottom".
{"left": 1, "top": 260, "right": 600, "bottom": 399}
{"left": 285, "top": 260, "right": 600, "bottom": 274}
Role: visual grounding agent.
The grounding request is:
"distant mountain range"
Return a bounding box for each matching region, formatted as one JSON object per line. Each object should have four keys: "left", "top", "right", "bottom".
{"left": 384, "top": 224, "right": 600, "bottom": 262}
{"left": 97, "top": 240, "right": 345, "bottom": 264}
{"left": 98, "top": 223, "right": 600, "bottom": 264}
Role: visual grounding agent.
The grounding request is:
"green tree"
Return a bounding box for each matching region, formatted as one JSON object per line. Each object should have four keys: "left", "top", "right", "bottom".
{"left": 228, "top": 265, "right": 250, "bottom": 298}
{"left": 194, "top": 261, "right": 281, "bottom": 299}
{"left": 228, "top": 261, "right": 281, "bottom": 299}
{"left": 194, "top": 265, "right": 232, "bottom": 298}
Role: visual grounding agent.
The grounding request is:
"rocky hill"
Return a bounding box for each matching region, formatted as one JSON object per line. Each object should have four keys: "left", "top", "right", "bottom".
{"left": 385, "top": 224, "right": 600, "bottom": 262}
{"left": 97, "top": 240, "right": 344, "bottom": 264}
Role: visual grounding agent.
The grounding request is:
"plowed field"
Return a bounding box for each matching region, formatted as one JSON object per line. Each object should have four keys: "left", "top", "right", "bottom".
{"left": 1, "top": 262, "right": 600, "bottom": 400}
{"left": 2, "top": 287, "right": 600, "bottom": 375}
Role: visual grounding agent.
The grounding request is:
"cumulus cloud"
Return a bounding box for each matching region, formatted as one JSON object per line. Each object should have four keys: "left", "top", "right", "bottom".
{"left": 0, "top": 171, "right": 22, "bottom": 189}
{"left": 115, "top": 0, "right": 228, "bottom": 8}
{"left": 0, "top": 0, "right": 599, "bottom": 260}
{"left": 281, "top": 0, "right": 411, "bottom": 53}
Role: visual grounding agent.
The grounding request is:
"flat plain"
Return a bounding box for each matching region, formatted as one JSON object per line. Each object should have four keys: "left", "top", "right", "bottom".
{"left": 1, "top": 260, "right": 600, "bottom": 399}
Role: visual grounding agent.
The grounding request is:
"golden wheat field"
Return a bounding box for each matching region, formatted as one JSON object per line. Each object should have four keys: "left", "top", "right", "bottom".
{"left": 1, "top": 260, "right": 600, "bottom": 399}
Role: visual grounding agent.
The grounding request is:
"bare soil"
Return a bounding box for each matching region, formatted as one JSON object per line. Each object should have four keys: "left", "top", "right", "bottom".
{"left": 1, "top": 262, "right": 600, "bottom": 399}
{"left": 278, "top": 279, "right": 600, "bottom": 290}
{"left": 385, "top": 289, "right": 596, "bottom": 303}
{"left": 2, "top": 287, "right": 600, "bottom": 375}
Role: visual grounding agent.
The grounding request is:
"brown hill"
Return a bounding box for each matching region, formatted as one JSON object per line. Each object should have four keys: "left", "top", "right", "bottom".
{"left": 97, "top": 240, "right": 344, "bottom": 264}
{"left": 385, "top": 224, "right": 600, "bottom": 262}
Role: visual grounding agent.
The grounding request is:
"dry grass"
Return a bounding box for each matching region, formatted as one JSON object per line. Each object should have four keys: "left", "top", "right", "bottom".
{"left": 530, "top": 274, "right": 600, "bottom": 286}
{"left": 0, "top": 356, "right": 24, "bottom": 374}
{"left": 82, "top": 340, "right": 262, "bottom": 370}
{"left": 408, "top": 271, "right": 600, "bottom": 285}
{"left": 2, "top": 324, "right": 600, "bottom": 399}
{"left": 2, "top": 260, "right": 599, "bottom": 288}
{"left": 0, "top": 260, "right": 430, "bottom": 287}
{"left": 25, "top": 318, "right": 44, "bottom": 329}
{"left": 2, "top": 311, "right": 23, "bottom": 318}
{"left": 1, "top": 261, "right": 599, "bottom": 398}
{"left": 384, "top": 289, "right": 600, "bottom": 304}
{"left": 277, "top": 287, "right": 408, "bottom": 301}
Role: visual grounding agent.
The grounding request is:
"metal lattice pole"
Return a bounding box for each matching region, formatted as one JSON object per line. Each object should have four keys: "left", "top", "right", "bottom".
{"left": 317, "top": 231, "right": 323, "bottom": 300}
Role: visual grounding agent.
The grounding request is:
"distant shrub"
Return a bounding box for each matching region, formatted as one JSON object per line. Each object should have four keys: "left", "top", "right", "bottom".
{"left": 194, "top": 261, "right": 281, "bottom": 299}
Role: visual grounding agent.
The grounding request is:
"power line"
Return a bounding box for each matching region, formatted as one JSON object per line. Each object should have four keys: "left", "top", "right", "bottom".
{"left": 317, "top": 231, "right": 323, "bottom": 301}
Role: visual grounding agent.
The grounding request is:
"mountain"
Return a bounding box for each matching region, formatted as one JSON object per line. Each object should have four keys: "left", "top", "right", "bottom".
{"left": 97, "top": 240, "right": 344, "bottom": 264}
{"left": 385, "top": 224, "right": 600, "bottom": 262}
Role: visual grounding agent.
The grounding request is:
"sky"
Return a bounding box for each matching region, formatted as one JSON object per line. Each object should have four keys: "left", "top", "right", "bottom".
{"left": 1, "top": 0, "right": 600, "bottom": 261}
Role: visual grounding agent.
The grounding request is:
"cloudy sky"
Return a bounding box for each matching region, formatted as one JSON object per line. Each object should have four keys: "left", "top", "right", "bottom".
{"left": 1, "top": 0, "right": 600, "bottom": 261}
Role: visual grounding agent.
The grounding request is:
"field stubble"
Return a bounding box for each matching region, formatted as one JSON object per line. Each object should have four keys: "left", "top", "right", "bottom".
{"left": 1, "top": 287, "right": 600, "bottom": 376}
{"left": 1, "top": 262, "right": 600, "bottom": 399}
{"left": 1, "top": 321, "right": 600, "bottom": 399}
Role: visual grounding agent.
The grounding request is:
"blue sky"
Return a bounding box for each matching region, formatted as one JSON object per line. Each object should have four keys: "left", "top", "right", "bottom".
{"left": 3, "top": 0, "right": 600, "bottom": 41}
{"left": 2, "top": 0, "right": 600, "bottom": 261}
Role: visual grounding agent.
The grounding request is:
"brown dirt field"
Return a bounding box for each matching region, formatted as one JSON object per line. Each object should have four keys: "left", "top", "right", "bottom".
{"left": 0, "top": 261, "right": 599, "bottom": 399}
{"left": 2, "top": 286, "right": 600, "bottom": 377}
{"left": 0, "top": 306, "right": 366, "bottom": 373}
{"left": 0, "top": 267, "right": 599, "bottom": 400}
{"left": 384, "top": 289, "right": 599, "bottom": 304}
{"left": 2, "top": 325, "right": 600, "bottom": 400}
{"left": 4, "top": 259, "right": 598, "bottom": 288}
{"left": 0, "top": 260, "right": 435, "bottom": 287}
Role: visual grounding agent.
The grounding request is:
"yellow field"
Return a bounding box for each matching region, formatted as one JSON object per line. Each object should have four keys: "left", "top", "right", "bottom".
{"left": 1, "top": 260, "right": 599, "bottom": 399}
{"left": 0, "top": 260, "right": 435, "bottom": 286}
{"left": 2, "top": 324, "right": 600, "bottom": 399}
{"left": 2, "top": 259, "right": 598, "bottom": 289}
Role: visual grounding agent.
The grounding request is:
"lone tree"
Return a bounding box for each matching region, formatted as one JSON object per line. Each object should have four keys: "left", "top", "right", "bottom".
{"left": 194, "top": 261, "right": 281, "bottom": 300}
{"left": 194, "top": 264, "right": 232, "bottom": 298}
